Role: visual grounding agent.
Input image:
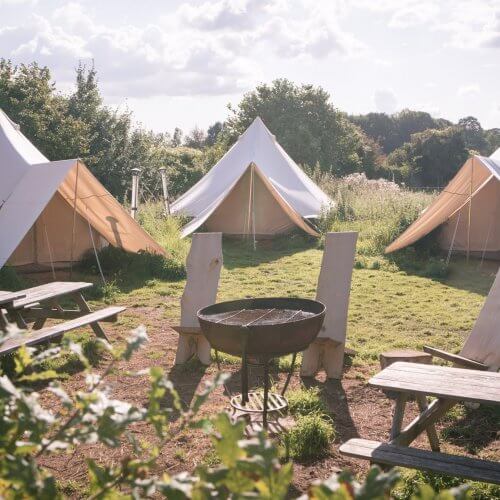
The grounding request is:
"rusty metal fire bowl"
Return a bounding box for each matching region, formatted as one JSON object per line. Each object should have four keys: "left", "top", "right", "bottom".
{"left": 197, "top": 297, "right": 325, "bottom": 428}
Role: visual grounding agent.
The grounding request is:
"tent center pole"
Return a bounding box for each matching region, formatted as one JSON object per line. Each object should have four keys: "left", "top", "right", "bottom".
{"left": 69, "top": 162, "right": 80, "bottom": 279}
{"left": 467, "top": 158, "right": 474, "bottom": 263}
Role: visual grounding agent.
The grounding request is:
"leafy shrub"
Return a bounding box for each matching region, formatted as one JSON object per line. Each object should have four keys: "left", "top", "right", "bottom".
{"left": 83, "top": 280, "right": 120, "bottom": 303}
{"left": 394, "top": 469, "right": 499, "bottom": 500}
{"left": 80, "top": 245, "right": 186, "bottom": 281}
{"left": 287, "top": 386, "right": 328, "bottom": 416}
{"left": 0, "top": 266, "right": 25, "bottom": 291}
{"left": 423, "top": 259, "right": 449, "bottom": 279}
{"left": 0, "top": 317, "right": 478, "bottom": 498}
{"left": 285, "top": 414, "right": 335, "bottom": 461}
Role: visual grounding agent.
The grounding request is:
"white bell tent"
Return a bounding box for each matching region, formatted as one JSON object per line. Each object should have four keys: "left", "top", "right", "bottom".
{"left": 171, "top": 117, "right": 332, "bottom": 238}
{"left": 0, "top": 108, "right": 165, "bottom": 270}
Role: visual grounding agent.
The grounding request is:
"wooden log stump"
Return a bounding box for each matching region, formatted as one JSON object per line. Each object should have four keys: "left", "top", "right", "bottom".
{"left": 379, "top": 349, "right": 432, "bottom": 369}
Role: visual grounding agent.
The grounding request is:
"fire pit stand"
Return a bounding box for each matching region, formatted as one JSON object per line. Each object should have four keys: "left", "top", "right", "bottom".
{"left": 198, "top": 298, "right": 325, "bottom": 428}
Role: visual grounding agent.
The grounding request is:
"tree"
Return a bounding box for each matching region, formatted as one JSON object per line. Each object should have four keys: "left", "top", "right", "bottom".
{"left": 172, "top": 127, "right": 183, "bottom": 147}
{"left": 222, "top": 79, "right": 384, "bottom": 176}
{"left": 206, "top": 121, "right": 223, "bottom": 146}
{"left": 184, "top": 125, "right": 207, "bottom": 149}
{"left": 388, "top": 127, "right": 468, "bottom": 187}
{"left": 458, "top": 116, "right": 488, "bottom": 154}
{"left": 351, "top": 109, "right": 451, "bottom": 155}
{"left": 485, "top": 128, "right": 500, "bottom": 155}
{"left": 0, "top": 59, "right": 89, "bottom": 160}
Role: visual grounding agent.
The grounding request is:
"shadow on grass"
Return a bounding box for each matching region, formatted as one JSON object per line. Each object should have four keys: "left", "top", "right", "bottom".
{"left": 388, "top": 250, "right": 497, "bottom": 297}
{"left": 222, "top": 234, "right": 317, "bottom": 270}
{"left": 167, "top": 359, "right": 208, "bottom": 419}
{"left": 441, "top": 403, "right": 500, "bottom": 454}
{"left": 300, "top": 375, "right": 359, "bottom": 443}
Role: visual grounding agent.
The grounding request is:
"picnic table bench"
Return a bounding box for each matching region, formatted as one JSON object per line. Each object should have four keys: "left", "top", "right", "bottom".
{"left": 340, "top": 362, "right": 500, "bottom": 484}
{"left": 0, "top": 282, "right": 126, "bottom": 355}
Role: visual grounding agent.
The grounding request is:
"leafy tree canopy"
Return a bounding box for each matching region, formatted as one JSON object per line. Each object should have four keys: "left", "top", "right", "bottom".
{"left": 221, "top": 78, "right": 385, "bottom": 177}
{"left": 388, "top": 126, "right": 468, "bottom": 187}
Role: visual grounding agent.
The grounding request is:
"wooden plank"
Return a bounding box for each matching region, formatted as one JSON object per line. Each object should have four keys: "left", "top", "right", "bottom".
{"left": 301, "top": 232, "right": 357, "bottom": 379}
{"left": 370, "top": 362, "right": 500, "bottom": 405}
{"left": 391, "top": 398, "right": 456, "bottom": 447}
{"left": 0, "top": 291, "right": 26, "bottom": 306}
{"left": 0, "top": 306, "right": 125, "bottom": 356}
{"left": 340, "top": 439, "right": 500, "bottom": 484}
{"left": 10, "top": 282, "right": 93, "bottom": 309}
{"left": 375, "top": 361, "right": 499, "bottom": 381}
{"left": 390, "top": 393, "right": 408, "bottom": 440}
{"left": 172, "top": 326, "right": 203, "bottom": 335}
{"left": 25, "top": 308, "right": 118, "bottom": 322}
{"left": 423, "top": 345, "right": 488, "bottom": 370}
{"left": 415, "top": 394, "right": 440, "bottom": 452}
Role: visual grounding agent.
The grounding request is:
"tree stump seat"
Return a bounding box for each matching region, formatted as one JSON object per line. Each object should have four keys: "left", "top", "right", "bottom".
{"left": 379, "top": 350, "right": 432, "bottom": 400}
{"left": 379, "top": 349, "right": 432, "bottom": 369}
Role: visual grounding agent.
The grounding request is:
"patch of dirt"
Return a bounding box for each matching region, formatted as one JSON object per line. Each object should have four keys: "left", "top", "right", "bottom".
{"left": 35, "top": 300, "right": 499, "bottom": 495}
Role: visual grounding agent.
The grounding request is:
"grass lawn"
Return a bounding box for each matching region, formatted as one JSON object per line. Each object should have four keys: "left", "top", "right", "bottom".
{"left": 112, "top": 236, "right": 496, "bottom": 364}
{"left": 5, "top": 234, "right": 500, "bottom": 497}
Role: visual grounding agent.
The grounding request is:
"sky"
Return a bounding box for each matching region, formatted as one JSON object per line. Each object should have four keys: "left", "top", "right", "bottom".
{"left": 1, "top": 0, "right": 500, "bottom": 135}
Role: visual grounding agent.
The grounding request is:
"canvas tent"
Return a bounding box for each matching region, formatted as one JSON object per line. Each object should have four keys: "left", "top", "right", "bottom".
{"left": 171, "top": 117, "right": 331, "bottom": 238}
{"left": 386, "top": 148, "right": 500, "bottom": 257}
{"left": 0, "top": 108, "right": 165, "bottom": 270}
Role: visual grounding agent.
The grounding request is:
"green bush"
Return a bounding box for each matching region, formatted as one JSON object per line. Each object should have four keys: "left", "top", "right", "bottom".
{"left": 0, "top": 317, "right": 477, "bottom": 499}
{"left": 80, "top": 246, "right": 186, "bottom": 281}
{"left": 423, "top": 259, "right": 449, "bottom": 279}
{"left": 287, "top": 386, "right": 328, "bottom": 416}
{"left": 286, "top": 414, "right": 335, "bottom": 461}
{"left": 0, "top": 266, "right": 25, "bottom": 291}
{"left": 394, "top": 469, "right": 500, "bottom": 500}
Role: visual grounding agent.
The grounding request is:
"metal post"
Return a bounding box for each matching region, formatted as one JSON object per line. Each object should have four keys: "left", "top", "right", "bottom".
{"left": 130, "top": 168, "right": 141, "bottom": 219}
{"left": 159, "top": 167, "right": 170, "bottom": 215}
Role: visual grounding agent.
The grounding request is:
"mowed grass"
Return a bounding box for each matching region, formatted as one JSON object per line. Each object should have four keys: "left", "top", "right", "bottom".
{"left": 112, "top": 235, "right": 495, "bottom": 365}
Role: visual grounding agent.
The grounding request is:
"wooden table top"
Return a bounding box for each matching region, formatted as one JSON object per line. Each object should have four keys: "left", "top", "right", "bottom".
{"left": 4, "top": 282, "right": 93, "bottom": 309}
{"left": 0, "top": 291, "right": 26, "bottom": 306}
{"left": 370, "top": 362, "right": 500, "bottom": 406}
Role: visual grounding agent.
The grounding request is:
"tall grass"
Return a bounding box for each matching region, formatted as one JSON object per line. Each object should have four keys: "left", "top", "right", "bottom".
{"left": 80, "top": 201, "right": 189, "bottom": 283}
{"left": 317, "top": 173, "right": 436, "bottom": 258}
{"left": 137, "top": 201, "right": 190, "bottom": 262}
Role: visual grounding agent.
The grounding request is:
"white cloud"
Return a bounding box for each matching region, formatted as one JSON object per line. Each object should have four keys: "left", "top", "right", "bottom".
{"left": 457, "top": 84, "right": 481, "bottom": 98}
{"left": 0, "top": 2, "right": 257, "bottom": 97}
{"left": 0, "top": 0, "right": 365, "bottom": 100}
{"left": 388, "top": 2, "right": 440, "bottom": 28}
{"left": 374, "top": 90, "right": 398, "bottom": 113}
{"left": 178, "top": 0, "right": 272, "bottom": 31}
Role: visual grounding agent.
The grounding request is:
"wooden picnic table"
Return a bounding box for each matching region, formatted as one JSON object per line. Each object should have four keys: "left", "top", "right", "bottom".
{"left": 0, "top": 281, "right": 128, "bottom": 353}
{"left": 0, "top": 291, "right": 26, "bottom": 331}
{"left": 340, "top": 361, "right": 500, "bottom": 484}
{"left": 0, "top": 281, "right": 108, "bottom": 338}
{"left": 369, "top": 362, "right": 500, "bottom": 451}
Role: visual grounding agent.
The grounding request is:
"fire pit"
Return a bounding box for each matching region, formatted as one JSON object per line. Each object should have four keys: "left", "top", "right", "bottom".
{"left": 198, "top": 297, "right": 325, "bottom": 427}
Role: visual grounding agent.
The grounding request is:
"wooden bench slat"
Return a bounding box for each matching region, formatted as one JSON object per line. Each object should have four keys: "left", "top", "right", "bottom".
{"left": 0, "top": 306, "right": 125, "bottom": 356}
{"left": 370, "top": 362, "right": 500, "bottom": 405}
{"left": 423, "top": 346, "right": 489, "bottom": 370}
{"left": 340, "top": 439, "right": 500, "bottom": 484}
{"left": 0, "top": 291, "right": 26, "bottom": 306}
{"left": 10, "top": 282, "right": 93, "bottom": 309}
